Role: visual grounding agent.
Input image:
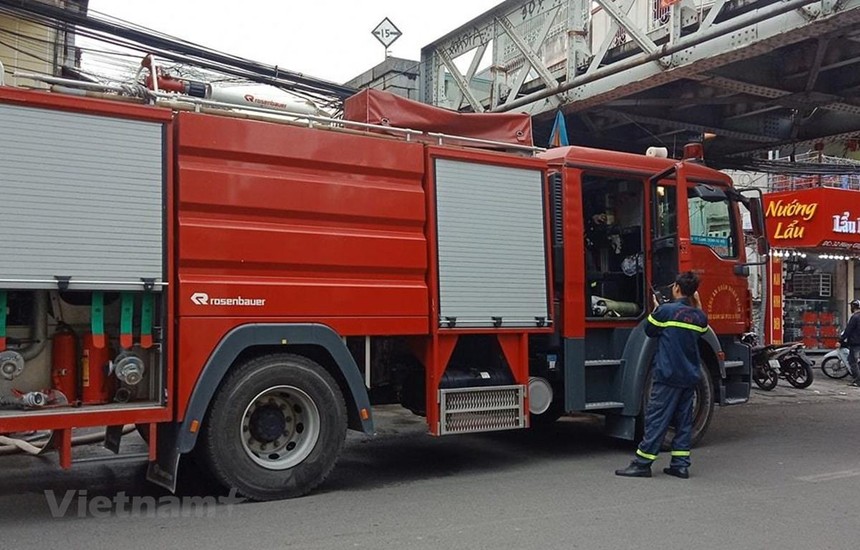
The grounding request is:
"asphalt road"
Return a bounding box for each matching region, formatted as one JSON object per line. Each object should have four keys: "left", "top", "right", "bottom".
{"left": 1, "top": 374, "right": 858, "bottom": 550}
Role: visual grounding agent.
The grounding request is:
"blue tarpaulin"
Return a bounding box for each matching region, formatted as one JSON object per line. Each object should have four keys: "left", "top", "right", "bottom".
{"left": 548, "top": 110, "right": 569, "bottom": 147}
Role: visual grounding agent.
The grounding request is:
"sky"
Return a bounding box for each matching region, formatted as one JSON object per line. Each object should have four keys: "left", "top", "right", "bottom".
{"left": 86, "top": 1, "right": 503, "bottom": 84}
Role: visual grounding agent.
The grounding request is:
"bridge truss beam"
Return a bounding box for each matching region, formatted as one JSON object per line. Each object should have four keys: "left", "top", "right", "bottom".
{"left": 421, "top": 0, "right": 860, "bottom": 159}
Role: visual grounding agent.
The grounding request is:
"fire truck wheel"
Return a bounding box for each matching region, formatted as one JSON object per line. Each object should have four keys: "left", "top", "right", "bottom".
{"left": 639, "top": 362, "right": 715, "bottom": 451}
{"left": 201, "top": 353, "right": 347, "bottom": 501}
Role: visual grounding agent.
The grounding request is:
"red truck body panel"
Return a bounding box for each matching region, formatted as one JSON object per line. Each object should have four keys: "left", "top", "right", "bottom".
{"left": 174, "top": 112, "right": 432, "bottom": 418}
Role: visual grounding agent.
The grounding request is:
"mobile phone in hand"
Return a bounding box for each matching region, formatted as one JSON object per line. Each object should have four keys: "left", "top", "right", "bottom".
{"left": 651, "top": 285, "right": 669, "bottom": 305}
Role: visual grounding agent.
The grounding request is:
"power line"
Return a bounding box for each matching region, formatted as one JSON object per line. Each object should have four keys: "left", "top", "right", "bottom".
{"left": 0, "top": 0, "right": 357, "bottom": 103}
{"left": 714, "top": 157, "right": 860, "bottom": 175}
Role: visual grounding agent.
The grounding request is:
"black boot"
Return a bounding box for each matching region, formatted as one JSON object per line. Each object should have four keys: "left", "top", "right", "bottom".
{"left": 615, "top": 461, "right": 652, "bottom": 477}
{"left": 663, "top": 466, "right": 690, "bottom": 479}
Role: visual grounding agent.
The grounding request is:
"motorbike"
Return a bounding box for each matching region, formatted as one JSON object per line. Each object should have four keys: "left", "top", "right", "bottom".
{"left": 821, "top": 347, "right": 851, "bottom": 379}
{"left": 741, "top": 333, "right": 816, "bottom": 390}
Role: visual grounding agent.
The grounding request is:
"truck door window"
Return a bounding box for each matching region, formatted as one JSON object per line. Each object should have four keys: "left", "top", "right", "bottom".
{"left": 688, "top": 192, "right": 737, "bottom": 258}
{"left": 651, "top": 184, "right": 678, "bottom": 288}
{"left": 582, "top": 175, "right": 645, "bottom": 319}
{"left": 654, "top": 185, "right": 676, "bottom": 238}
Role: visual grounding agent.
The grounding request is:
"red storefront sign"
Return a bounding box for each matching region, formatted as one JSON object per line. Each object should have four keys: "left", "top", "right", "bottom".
{"left": 764, "top": 187, "right": 860, "bottom": 250}
{"left": 766, "top": 256, "right": 783, "bottom": 344}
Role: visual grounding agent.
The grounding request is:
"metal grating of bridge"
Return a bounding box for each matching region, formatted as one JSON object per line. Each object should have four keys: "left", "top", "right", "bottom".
{"left": 420, "top": 0, "right": 860, "bottom": 161}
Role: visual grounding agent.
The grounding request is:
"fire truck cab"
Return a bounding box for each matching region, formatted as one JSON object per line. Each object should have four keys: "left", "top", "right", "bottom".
{"left": 534, "top": 146, "right": 762, "bottom": 442}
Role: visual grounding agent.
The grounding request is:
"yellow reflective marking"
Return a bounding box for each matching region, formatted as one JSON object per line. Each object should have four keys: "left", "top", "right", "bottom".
{"left": 671, "top": 450, "right": 691, "bottom": 457}
{"left": 636, "top": 449, "right": 658, "bottom": 461}
{"left": 647, "top": 315, "right": 708, "bottom": 333}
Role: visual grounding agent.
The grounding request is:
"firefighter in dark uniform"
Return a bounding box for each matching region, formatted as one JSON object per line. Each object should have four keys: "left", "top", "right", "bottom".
{"left": 615, "top": 271, "right": 708, "bottom": 479}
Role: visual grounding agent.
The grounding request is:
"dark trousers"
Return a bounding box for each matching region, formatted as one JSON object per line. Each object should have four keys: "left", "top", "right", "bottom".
{"left": 633, "top": 382, "right": 695, "bottom": 468}
{"left": 848, "top": 345, "right": 860, "bottom": 384}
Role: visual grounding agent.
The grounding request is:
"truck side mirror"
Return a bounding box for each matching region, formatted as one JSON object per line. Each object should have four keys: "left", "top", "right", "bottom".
{"left": 749, "top": 196, "right": 769, "bottom": 255}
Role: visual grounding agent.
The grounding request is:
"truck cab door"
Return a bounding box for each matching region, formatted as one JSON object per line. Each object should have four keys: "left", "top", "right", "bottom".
{"left": 651, "top": 181, "right": 678, "bottom": 291}
{"left": 650, "top": 164, "right": 692, "bottom": 294}
{"left": 687, "top": 181, "right": 755, "bottom": 335}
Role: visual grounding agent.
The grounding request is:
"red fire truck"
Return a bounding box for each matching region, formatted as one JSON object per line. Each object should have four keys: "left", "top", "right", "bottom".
{"left": 0, "top": 74, "right": 765, "bottom": 500}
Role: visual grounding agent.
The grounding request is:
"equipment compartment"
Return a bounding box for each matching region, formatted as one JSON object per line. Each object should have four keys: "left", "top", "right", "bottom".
{"left": 0, "top": 100, "right": 167, "bottom": 418}
{"left": 0, "top": 290, "right": 165, "bottom": 415}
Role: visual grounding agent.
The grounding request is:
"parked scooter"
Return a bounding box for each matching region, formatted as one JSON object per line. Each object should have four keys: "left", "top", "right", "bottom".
{"left": 742, "top": 333, "right": 780, "bottom": 390}
{"left": 821, "top": 347, "right": 850, "bottom": 379}
{"left": 741, "top": 333, "right": 815, "bottom": 390}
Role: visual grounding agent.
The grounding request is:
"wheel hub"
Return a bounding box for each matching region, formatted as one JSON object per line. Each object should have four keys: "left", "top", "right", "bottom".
{"left": 240, "top": 385, "right": 320, "bottom": 471}
{"left": 249, "top": 406, "right": 286, "bottom": 443}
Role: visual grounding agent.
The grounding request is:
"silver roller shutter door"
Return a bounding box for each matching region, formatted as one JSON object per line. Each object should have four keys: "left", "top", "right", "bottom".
{"left": 0, "top": 103, "right": 164, "bottom": 291}
{"left": 435, "top": 158, "right": 550, "bottom": 328}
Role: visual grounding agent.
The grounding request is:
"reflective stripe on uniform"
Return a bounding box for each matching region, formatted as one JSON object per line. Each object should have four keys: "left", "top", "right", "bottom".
{"left": 636, "top": 449, "right": 658, "bottom": 461}
{"left": 671, "top": 450, "right": 691, "bottom": 457}
{"left": 647, "top": 314, "right": 708, "bottom": 333}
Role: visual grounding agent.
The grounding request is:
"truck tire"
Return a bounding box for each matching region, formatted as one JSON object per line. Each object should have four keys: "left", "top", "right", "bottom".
{"left": 640, "top": 362, "right": 715, "bottom": 451}
{"left": 200, "top": 353, "right": 347, "bottom": 501}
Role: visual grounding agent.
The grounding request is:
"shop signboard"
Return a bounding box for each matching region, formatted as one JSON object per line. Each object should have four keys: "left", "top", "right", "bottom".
{"left": 764, "top": 188, "right": 860, "bottom": 250}
{"left": 766, "top": 256, "right": 783, "bottom": 345}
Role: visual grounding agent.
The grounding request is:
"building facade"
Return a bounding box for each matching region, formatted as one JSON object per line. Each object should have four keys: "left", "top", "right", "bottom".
{"left": 0, "top": 0, "right": 88, "bottom": 88}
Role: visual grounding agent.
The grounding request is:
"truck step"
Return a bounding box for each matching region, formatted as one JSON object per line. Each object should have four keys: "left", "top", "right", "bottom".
{"left": 584, "top": 359, "right": 622, "bottom": 368}
{"left": 72, "top": 452, "right": 150, "bottom": 465}
{"left": 439, "top": 385, "right": 526, "bottom": 435}
{"left": 583, "top": 401, "right": 625, "bottom": 410}
{"left": 723, "top": 397, "right": 749, "bottom": 405}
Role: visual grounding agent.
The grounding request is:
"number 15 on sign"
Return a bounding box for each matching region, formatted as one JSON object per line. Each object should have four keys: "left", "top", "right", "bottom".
{"left": 372, "top": 17, "right": 402, "bottom": 49}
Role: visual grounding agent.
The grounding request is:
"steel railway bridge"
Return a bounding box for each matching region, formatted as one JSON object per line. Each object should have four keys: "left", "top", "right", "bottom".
{"left": 420, "top": 0, "right": 860, "bottom": 161}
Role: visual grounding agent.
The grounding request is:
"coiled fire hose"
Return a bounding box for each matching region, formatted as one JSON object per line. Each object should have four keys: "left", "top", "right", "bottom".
{"left": 0, "top": 425, "right": 135, "bottom": 456}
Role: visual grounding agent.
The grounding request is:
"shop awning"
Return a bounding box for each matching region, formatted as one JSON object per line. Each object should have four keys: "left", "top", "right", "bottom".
{"left": 764, "top": 187, "right": 860, "bottom": 250}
